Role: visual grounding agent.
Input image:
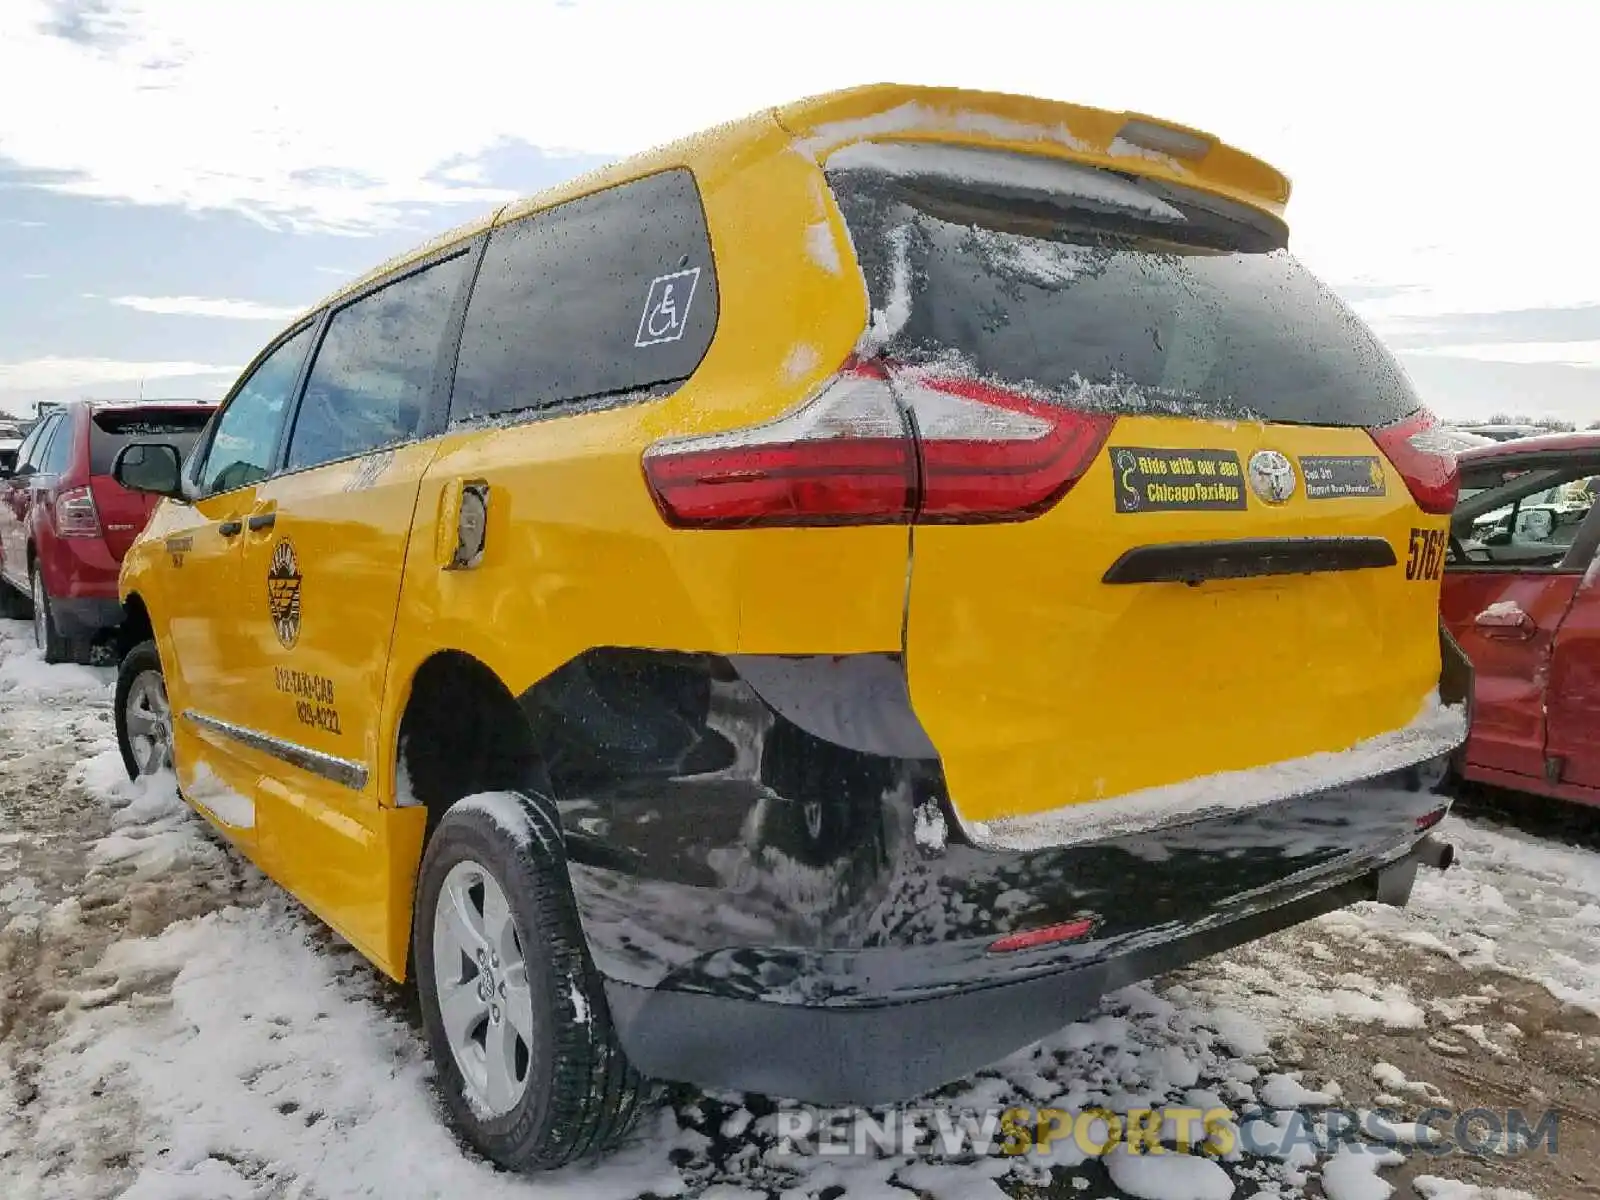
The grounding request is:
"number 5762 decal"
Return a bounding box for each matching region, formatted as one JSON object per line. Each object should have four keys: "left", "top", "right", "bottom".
{"left": 1406, "top": 527, "right": 1448, "bottom": 581}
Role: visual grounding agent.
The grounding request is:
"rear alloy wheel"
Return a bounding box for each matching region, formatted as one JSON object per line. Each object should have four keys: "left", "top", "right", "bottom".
{"left": 413, "top": 792, "right": 649, "bottom": 1170}
{"left": 31, "top": 563, "right": 79, "bottom": 665}
{"left": 115, "top": 640, "right": 174, "bottom": 780}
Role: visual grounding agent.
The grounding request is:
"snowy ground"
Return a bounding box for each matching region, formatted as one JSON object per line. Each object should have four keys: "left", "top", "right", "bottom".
{"left": 0, "top": 619, "right": 1593, "bottom": 1200}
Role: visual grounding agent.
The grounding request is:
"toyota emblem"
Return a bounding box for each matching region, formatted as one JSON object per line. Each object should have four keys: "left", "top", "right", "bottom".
{"left": 1247, "top": 450, "right": 1297, "bottom": 505}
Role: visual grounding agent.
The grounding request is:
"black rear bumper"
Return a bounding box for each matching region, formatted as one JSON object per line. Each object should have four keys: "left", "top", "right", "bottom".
{"left": 604, "top": 857, "right": 1399, "bottom": 1103}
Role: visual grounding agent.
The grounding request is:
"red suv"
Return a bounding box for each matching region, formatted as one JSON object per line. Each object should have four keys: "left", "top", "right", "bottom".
{"left": 0, "top": 399, "right": 216, "bottom": 662}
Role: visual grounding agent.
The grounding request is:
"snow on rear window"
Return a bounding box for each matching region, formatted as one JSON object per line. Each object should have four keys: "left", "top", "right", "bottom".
{"left": 825, "top": 163, "right": 1419, "bottom": 429}
{"left": 826, "top": 140, "right": 1187, "bottom": 224}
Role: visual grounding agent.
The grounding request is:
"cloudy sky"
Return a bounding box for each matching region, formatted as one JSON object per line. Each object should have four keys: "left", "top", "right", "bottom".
{"left": 2, "top": 0, "right": 1596, "bottom": 423}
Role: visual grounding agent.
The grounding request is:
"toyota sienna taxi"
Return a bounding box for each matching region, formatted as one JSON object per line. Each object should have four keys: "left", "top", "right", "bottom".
{"left": 108, "top": 84, "right": 1470, "bottom": 1171}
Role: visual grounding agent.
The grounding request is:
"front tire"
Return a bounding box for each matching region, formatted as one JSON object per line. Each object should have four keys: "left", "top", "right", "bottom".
{"left": 413, "top": 792, "right": 649, "bottom": 1171}
{"left": 115, "top": 639, "right": 174, "bottom": 780}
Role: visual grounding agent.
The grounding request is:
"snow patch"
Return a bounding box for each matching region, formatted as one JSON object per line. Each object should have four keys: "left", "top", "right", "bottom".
{"left": 971, "top": 692, "right": 1466, "bottom": 849}
{"left": 826, "top": 140, "right": 1186, "bottom": 224}
{"left": 1260, "top": 1072, "right": 1337, "bottom": 1109}
{"left": 793, "top": 101, "right": 1089, "bottom": 158}
{"left": 1413, "top": 1177, "right": 1538, "bottom": 1200}
{"left": 804, "top": 220, "right": 841, "bottom": 274}
{"left": 0, "top": 621, "right": 113, "bottom": 700}
{"left": 913, "top": 801, "right": 948, "bottom": 852}
{"left": 187, "top": 763, "right": 256, "bottom": 830}
{"left": 1319, "top": 1143, "right": 1403, "bottom": 1200}
{"left": 568, "top": 974, "right": 592, "bottom": 1025}
{"left": 1107, "top": 135, "right": 1184, "bottom": 172}
{"left": 855, "top": 222, "right": 913, "bottom": 357}
{"left": 1474, "top": 600, "right": 1525, "bottom": 621}
{"left": 1341, "top": 815, "right": 1600, "bottom": 1015}
{"left": 964, "top": 226, "right": 1098, "bottom": 288}
{"left": 781, "top": 343, "right": 821, "bottom": 383}
{"left": 394, "top": 746, "right": 420, "bottom": 807}
{"left": 1104, "top": 1144, "right": 1233, "bottom": 1200}
{"left": 451, "top": 791, "right": 534, "bottom": 848}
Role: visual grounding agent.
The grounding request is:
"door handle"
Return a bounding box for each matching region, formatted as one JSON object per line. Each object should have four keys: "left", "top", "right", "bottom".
{"left": 247, "top": 511, "right": 276, "bottom": 532}
{"left": 218, "top": 519, "right": 243, "bottom": 538}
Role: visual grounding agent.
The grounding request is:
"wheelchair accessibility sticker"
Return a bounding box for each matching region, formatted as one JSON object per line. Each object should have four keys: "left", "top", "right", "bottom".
{"left": 635, "top": 267, "right": 701, "bottom": 348}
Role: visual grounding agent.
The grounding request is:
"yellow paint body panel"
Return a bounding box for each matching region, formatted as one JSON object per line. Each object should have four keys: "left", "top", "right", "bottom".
{"left": 118, "top": 83, "right": 1432, "bottom": 984}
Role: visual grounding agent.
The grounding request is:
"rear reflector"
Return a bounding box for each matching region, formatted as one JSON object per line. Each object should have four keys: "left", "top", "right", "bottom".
{"left": 1415, "top": 807, "right": 1448, "bottom": 832}
{"left": 642, "top": 361, "right": 1112, "bottom": 528}
{"left": 55, "top": 485, "right": 102, "bottom": 538}
{"left": 988, "top": 917, "right": 1096, "bottom": 954}
{"left": 1369, "top": 408, "right": 1460, "bottom": 516}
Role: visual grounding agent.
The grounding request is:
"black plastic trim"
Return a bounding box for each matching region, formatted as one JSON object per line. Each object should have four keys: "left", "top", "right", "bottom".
{"left": 604, "top": 861, "right": 1392, "bottom": 1104}
{"left": 1102, "top": 535, "right": 1398, "bottom": 585}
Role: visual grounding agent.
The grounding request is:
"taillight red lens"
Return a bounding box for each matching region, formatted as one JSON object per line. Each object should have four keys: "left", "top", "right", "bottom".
{"left": 899, "top": 372, "right": 1113, "bottom": 522}
{"left": 54, "top": 485, "right": 101, "bottom": 538}
{"left": 1369, "top": 408, "right": 1460, "bottom": 516}
{"left": 642, "top": 365, "right": 916, "bottom": 528}
{"left": 641, "top": 361, "right": 1112, "bottom": 529}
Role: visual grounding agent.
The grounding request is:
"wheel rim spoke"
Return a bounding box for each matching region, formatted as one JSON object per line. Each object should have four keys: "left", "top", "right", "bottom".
{"left": 484, "top": 1014, "right": 522, "bottom": 1112}
{"left": 439, "top": 877, "right": 488, "bottom": 960}
{"left": 501, "top": 962, "right": 536, "bottom": 1046}
{"left": 438, "top": 977, "right": 487, "bottom": 1049}
{"left": 480, "top": 880, "right": 514, "bottom": 959}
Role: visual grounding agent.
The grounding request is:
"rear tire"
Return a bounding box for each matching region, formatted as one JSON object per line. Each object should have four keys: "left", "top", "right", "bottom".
{"left": 31, "top": 563, "right": 86, "bottom": 665}
{"left": 413, "top": 791, "right": 650, "bottom": 1171}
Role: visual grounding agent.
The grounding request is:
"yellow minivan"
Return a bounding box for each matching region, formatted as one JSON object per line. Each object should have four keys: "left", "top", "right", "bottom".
{"left": 109, "top": 84, "right": 1470, "bottom": 1170}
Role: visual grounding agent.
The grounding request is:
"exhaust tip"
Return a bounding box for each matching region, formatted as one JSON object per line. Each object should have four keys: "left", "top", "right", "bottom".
{"left": 1416, "top": 834, "right": 1455, "bottom": 871}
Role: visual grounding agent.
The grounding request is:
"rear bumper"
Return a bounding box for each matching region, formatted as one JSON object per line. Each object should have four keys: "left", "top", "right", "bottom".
{"left": 37, "top": 534, "right": 121, "bottom": 605}
{"left": 605, "top": 851, "right": 1410, "bottom": 1103}
{"left": 50, "top": 595, "right": 123, "bottom": 638}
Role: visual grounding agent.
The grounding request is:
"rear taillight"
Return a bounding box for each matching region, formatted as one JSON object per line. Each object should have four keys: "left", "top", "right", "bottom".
{"left": 642, "top": 361, "right": 1112, "bottom": 529}
{"left": 54, "top": 485, "right": 101, "bottom": 538}
{"left": 1369, "top": 409, "right": 1460, "bottom": 516}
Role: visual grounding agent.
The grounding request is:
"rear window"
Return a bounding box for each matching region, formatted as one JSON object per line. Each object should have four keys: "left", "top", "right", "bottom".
{"left": 89, "top": 407, "right": 213, "bottom": 475}
{"left": 826, "top": 148, "right": 1420, "bottom": 428}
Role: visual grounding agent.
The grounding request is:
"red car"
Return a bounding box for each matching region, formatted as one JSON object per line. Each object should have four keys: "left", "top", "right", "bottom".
{"left": 1442, "top": 430, "right": 1600, "bottom": 806}
{"left": 0, "top": 399, "right": 216, "bottom": 662}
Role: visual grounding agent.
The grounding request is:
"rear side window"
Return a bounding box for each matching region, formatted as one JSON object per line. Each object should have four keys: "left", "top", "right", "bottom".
{"left": 287, "top": 251, "right": 471, "bottom": 472}
{"left": 826, "top": 149, "right": 1419, "bottom": 428}
{"left": 13, "top": 420, "right": 47, "bottom": 472}
{"left": 38, "top": 412, "right": 75, "bottom": 475}
{"left": 89, "top": 408, "right": 213, "bottom": 476}
{"left": 450, "top": 168, "right": 718, "bottom": 425}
